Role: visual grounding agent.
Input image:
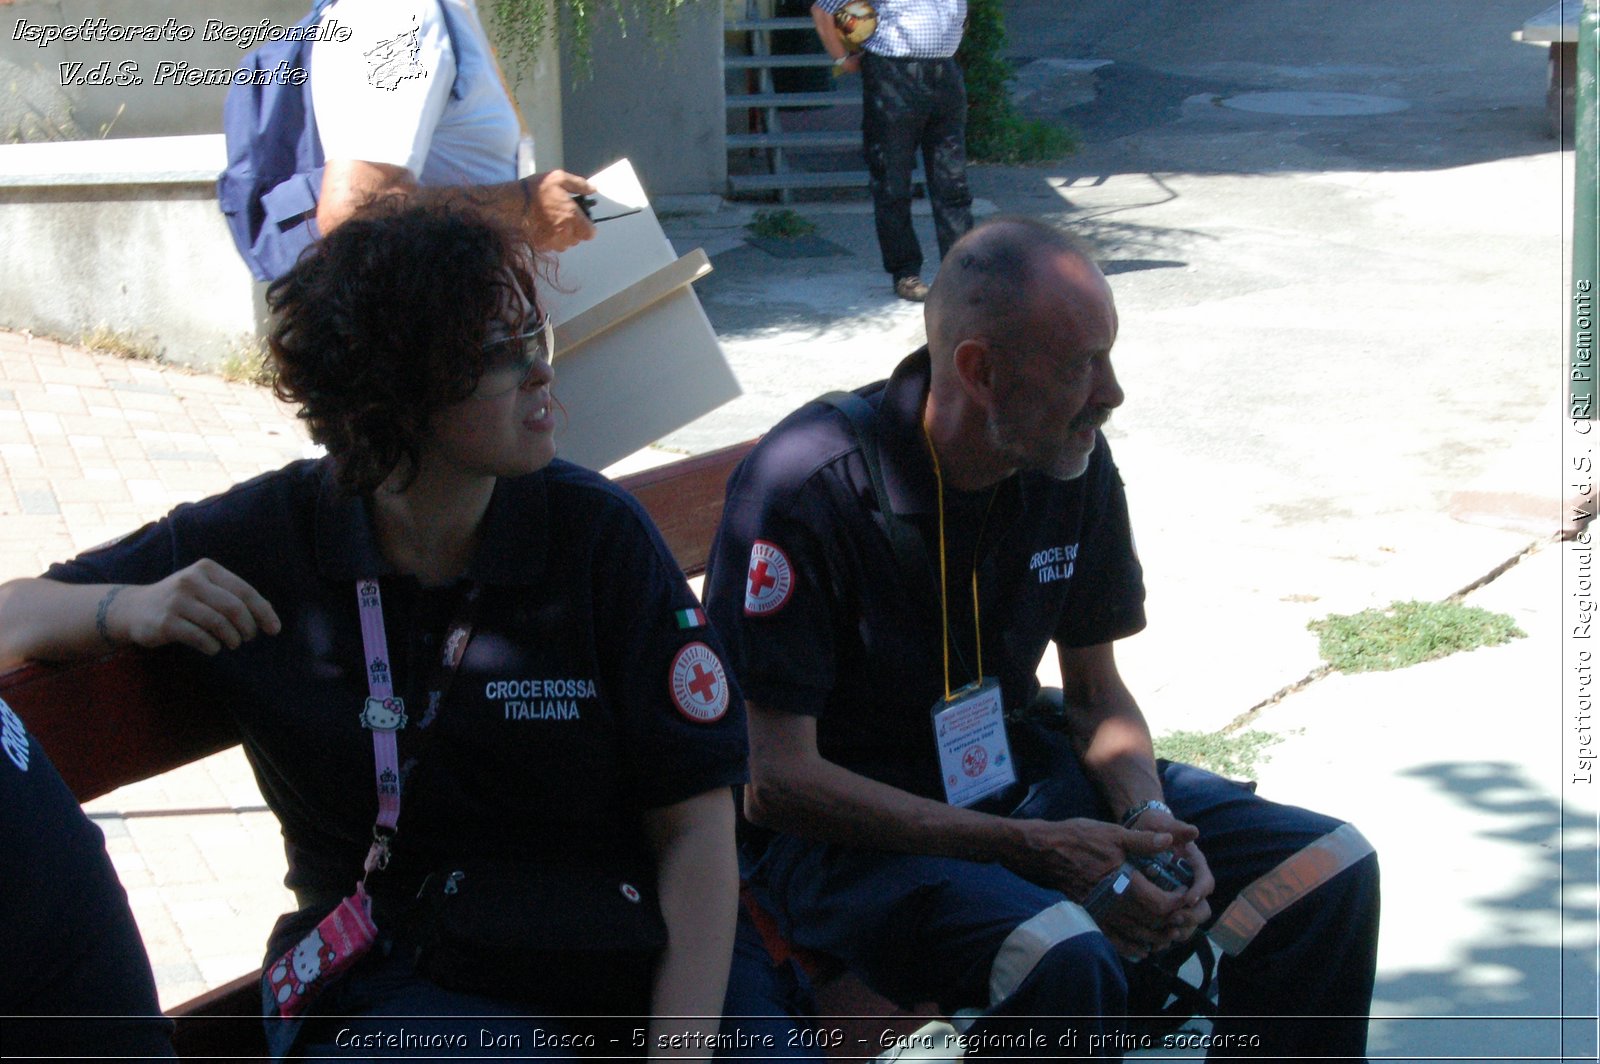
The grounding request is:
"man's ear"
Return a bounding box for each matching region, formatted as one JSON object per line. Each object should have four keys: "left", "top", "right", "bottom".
{"left": 952, "top": 337, "right": 999, "bottom": 411}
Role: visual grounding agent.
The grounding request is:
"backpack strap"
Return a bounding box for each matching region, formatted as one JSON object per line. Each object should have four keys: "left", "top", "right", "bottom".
{"left": 433, "top": 0, "right": 466, "bottom": 101}
{"left": 817, "top": 391, "right": 933, "bottom": 593}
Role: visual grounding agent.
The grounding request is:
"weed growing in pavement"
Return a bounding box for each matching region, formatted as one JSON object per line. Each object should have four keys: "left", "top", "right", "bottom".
{"left": 747, "top": 209, "right": 817, "bottom": 241}
{"left": 80, "top": 324, "right": 163, "bottom": 363}
{"left": 1308, "top": 599, "right": 1525, "bottom": 674}
{"left": 218, "top": 335, "right": 275, "bottom": 387}
{"left": 1154, "top": 729, "right": 1282, "bottom": 779}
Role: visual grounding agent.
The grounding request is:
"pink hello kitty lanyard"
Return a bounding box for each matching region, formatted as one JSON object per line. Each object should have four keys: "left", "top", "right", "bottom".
{"left": 355, "top": 577, "right": 479, "bottom": 874}
{"left": 266, "top": 578, "right": 478, "bottom": 1022}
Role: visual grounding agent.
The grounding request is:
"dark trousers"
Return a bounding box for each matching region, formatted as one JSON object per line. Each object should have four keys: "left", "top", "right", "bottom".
{"left": 861, "top": 53, "right": 974, "bottom": 280}
{"left": 750, "top": 732, "right": 1380, "bottom": 1061}
{"left": 268, "top": 905, "right": 814, "bottom": 1062}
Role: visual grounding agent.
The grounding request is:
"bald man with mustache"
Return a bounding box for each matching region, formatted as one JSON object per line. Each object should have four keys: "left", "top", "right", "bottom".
{"left": 704, "top": 216, "right": 1381, "bottom": 1060}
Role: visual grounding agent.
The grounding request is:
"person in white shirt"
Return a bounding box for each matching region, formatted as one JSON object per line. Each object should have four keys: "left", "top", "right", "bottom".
{"left": 312, "top": 0, "right": 595, "bottom": 249}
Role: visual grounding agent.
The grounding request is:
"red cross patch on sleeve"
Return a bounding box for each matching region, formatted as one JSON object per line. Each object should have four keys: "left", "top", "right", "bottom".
{"left": 669, "top": 642, "right": 730, "bottom": 723}
{"left": 744, "top": 540, "right": 794, "bottom": 616}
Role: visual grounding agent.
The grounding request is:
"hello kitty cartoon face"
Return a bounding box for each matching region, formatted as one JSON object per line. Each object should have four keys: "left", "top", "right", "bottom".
{"left": 268, "top": 929, "right": 337, "bottom": 1006}
{"left": 359, "top": 696, "right": 407, "bottom": 730}
{"left": 293, "top": 930, "right": 335, "bottom": 985}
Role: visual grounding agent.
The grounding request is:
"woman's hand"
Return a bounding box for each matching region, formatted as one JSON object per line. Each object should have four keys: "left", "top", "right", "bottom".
{"left": 111, "top": 560, "right": 281, "bottom": 655}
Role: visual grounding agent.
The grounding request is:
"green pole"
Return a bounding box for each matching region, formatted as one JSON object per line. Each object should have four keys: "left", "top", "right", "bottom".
{"left": 1574, "top": 0, "right": 1598, "bottom": 420}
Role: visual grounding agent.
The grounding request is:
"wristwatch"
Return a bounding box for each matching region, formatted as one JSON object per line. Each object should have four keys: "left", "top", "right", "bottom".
{"left": 1121, "top": 798, "right": 1172, "bottom": 827}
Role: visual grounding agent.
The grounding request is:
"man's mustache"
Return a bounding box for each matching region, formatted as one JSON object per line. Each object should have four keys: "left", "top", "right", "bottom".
{"left": 1070, "top": 405, "right": 1112, "bottom": 433}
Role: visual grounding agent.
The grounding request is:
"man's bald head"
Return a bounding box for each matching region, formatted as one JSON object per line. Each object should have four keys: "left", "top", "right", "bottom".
{"left": 925, "top": 217, "right": 1103, "bottom": 372}
{"left": 918, "top": 217, "right": 1122, "bottom": 488}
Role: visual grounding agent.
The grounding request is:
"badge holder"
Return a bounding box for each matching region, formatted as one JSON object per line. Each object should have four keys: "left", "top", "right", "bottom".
{"left": 919, "top": 424, "right": 1016, "bottom": 807}
{"left": 932, "top": 678, "right": 1016, "bottom": 807}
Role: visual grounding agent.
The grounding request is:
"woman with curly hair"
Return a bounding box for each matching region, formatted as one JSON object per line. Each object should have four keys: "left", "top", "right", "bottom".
{"left": 0, "top": 200, "right": 746, "bottom": 1059}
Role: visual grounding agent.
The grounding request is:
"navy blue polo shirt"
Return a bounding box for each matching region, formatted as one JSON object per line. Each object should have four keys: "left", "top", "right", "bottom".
{"left": 46, "top": 458, "right": 747, "bottom": 954}
{"left": 0, "top": 712, "right": 175, "bottom": 1056}
{"left": 703, "top": 348, "right": 1144, "bottom": 802}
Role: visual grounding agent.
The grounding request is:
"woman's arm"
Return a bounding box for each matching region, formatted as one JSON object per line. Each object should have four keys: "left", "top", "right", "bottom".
{"left": 0, "top": 562, "right": 280, "bottom": 668}
{"left": 642, "top": 786, "right": 738, "bottom": 1063}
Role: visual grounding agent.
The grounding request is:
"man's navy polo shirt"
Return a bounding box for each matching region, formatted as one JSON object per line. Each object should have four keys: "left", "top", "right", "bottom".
{"left": 704, "top": 348, "right": 1144, "bottom": 802}
{"left": 46, "top": 458, "right": 747, "bottom": 949}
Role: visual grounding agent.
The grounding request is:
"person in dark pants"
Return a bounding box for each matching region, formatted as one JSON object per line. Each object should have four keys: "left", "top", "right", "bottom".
{"left": 703, "top": 217, "right": 1381, "bottom": 1059}
{"left": 0, "top": 701, "right": 176, "bottom": 1059}
{"left": 812, "top": 0, "right": 974, "bottom": 302}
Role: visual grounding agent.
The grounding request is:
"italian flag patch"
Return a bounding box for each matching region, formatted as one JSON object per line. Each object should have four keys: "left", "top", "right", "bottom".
{"left": 674, "top": 607, "right": 707, "bottom": 630}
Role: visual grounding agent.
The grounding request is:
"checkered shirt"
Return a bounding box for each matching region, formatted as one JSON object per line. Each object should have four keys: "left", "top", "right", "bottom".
{"left": 815, "top": 0, "right": 967, "bottom": 59}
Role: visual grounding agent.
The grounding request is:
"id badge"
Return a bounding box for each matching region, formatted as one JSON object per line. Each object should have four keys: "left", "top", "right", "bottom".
{"left": 931, "top": 678, "right": 1016, "bottom": 807}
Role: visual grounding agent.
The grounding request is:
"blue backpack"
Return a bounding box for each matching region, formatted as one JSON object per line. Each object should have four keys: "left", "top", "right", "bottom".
{"left": 217, "top": 0, "right": 462, "bottom": 282}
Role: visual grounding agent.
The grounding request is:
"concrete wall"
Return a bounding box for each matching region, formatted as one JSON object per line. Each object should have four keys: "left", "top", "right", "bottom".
{"left": 0, "top": 137, "right": 260, "bottom": 369}
{"left": 2, "top": 0, "right": 728, "bottom": 197}
{"left": 0, "top": 0, "right": 727, "bottom": 374}
{"left": 557, "top": 0, "right": 725, "bottom": 198}
{"left": 0, "top": 0, "right": 306, "bottom": 141}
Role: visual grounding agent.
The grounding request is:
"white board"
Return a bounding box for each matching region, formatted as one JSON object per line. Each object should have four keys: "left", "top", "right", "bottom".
{"left": 537, "top": 158, "right": 739, "bottom": 471}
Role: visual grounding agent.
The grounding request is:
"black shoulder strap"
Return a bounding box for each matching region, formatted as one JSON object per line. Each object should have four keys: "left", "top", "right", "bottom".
{"left": 817, "top": 391, "right": 932, "bottom": 592}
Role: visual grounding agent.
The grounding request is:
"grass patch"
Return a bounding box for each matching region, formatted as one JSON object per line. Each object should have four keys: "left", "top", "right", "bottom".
{"left": 1154, "top": 729, "right": 1281, "bottom": 779}
{"left": 1308, "top": 599, "right": 1525, "bottom": 674}
{"left": 746, "top": 209, "right": 816, "bottom": 241}
{"left": 218, "top": 335, "right": 275, "bottom": 388}
{"left": 80, "top": 324, "right": 162, "bottom": 363}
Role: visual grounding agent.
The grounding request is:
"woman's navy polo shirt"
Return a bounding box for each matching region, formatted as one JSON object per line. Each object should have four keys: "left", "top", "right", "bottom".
{"left": 703, "top": 349, "right": 1145, "bottom": 802}
{"left": 45, "top": 458, "right": 747, "bottom": 949}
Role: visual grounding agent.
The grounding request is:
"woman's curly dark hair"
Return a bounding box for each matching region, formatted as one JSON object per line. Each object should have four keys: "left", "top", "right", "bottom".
{"left": 267, "top": 200, "right": 543, "bottom": 494}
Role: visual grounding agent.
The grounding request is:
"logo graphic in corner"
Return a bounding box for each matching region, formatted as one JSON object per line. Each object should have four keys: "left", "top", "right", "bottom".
{"left": 365, "top": 17, "right": 427, "bottom": 91}
{"left": 744, "top": 540, "right": 793, "bottom": 616}
{"left": 670, "top": 643, "right": 730, "bottom": 723}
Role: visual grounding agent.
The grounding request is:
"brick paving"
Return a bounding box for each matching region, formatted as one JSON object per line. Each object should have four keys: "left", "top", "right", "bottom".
{"left": 0, "top": 329, "right": 309, "bottom": 1008}
{"left": 0, "top": 330, "right": 311, "bottom": 581}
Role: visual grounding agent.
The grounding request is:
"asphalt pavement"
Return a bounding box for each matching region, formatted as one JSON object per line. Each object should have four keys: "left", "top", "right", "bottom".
{"left": 0, "top": 0, "right": 1592, "bottom": 1059}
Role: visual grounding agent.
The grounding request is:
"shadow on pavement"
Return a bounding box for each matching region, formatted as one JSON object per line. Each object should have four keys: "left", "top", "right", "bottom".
{"left": 1368, "top": 760, "right": 1597, "bottom": 1062}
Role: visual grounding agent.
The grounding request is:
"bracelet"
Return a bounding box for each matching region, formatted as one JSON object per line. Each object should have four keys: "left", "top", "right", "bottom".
{"left": 94, "top": 585, "right": 126, "bottom": 646}
{"left": 1121, "top": 798, "right": 1171, "bottom": 828}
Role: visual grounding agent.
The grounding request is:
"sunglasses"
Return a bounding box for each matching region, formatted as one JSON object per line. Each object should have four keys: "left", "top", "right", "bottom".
{"left": 474, "top": 313, "right": 554, "bottom": 399}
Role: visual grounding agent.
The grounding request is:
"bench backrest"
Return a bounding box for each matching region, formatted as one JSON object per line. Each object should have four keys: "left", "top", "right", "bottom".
{"left": 0, "top": 439, "right": 754, "bottom": 804}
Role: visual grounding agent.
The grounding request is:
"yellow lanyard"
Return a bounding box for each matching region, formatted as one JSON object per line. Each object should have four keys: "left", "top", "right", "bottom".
{"left": 924, "top": 430, "right": 998, "bottom": 702}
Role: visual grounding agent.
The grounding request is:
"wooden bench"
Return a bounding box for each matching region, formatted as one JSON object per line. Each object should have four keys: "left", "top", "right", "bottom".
{"left": 0, "top": 440, "right": 917, "bottom": 1058}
